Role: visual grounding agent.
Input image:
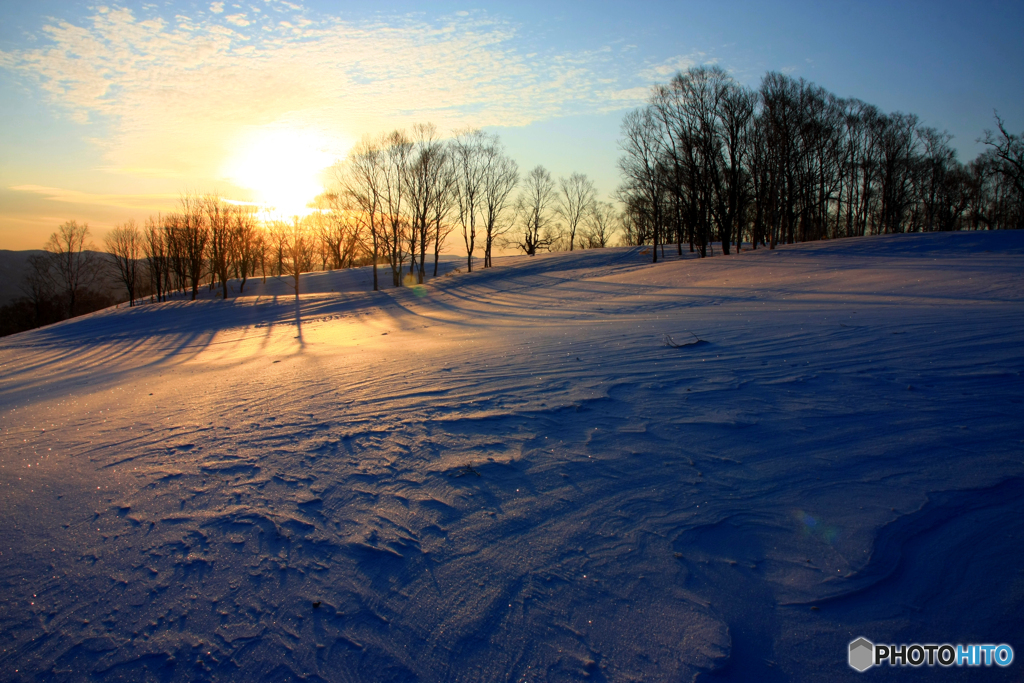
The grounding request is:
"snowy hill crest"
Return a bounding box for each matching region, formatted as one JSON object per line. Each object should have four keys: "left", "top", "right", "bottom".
{"left": 2, "top": 232, "right": 1023, "bottom": 682}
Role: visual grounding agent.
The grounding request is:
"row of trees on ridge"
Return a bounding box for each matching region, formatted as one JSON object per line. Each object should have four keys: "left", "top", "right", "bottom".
{"left": 3, "top": 67, "right": 1021, "bottom": 335}
{"left": 2, "top": 126, "right": 618, "bottom": 334}
{"left": 618, "top": 66, "right": 1024, "bottom": 260}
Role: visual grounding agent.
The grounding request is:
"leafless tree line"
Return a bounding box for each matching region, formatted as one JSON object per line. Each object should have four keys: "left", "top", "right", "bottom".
{"left": 101, "top": 191, "right": 380, "bottom": 307}
{"left": 332, "top": 124, "right": 617, "bottom": 289}
{"left": 4, "top": 124, "right": 624, "bottom": 336}
{"left": 4, "top": 195, "right": 285, "bottom": 335}
{"left": 0, "top": 221, "right": 114, "bottom": 335}
{"left": 135, "top": 195, "right": 268, "bottom": 303}
{"left": 619, "top": 66, "right": 1024, "bottom": 262}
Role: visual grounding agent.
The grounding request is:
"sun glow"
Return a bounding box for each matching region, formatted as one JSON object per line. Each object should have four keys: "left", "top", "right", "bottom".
{"left": 222, "top": 126, "right": 348, "bottom": 218}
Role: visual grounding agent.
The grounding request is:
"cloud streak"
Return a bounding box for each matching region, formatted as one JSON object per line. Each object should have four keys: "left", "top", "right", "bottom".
{"left": 9, "top": 185, "right": 181, "bottom": 210}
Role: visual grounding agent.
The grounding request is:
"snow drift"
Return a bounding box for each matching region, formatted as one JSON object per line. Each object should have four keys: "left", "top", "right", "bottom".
{"left": 1, "top": 232, "right": 1022, "bottom": 682}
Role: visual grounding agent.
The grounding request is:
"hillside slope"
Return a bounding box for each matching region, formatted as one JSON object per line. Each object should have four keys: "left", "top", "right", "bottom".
{"left": 1, "top": 233, "right": 1022, "bottom": 682}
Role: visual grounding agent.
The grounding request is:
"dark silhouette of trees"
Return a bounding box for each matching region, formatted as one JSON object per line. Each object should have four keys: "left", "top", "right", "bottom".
{"left": 0, "top": 251, "right": 113, "bottom": 337}
{"left": 618, "top": 108, "right": 666, "bottom": 261}
{"left": 380, "top": 130, "right": 412, "bottom": 287}
{"left": 343, "top": 137, "right": 387, "bottom": 291}
{"left": 617, "top": 66, "right": 1022, "bottom": 256}
{"left": 480, "top": 139, "right": 518, "bottom": 267}
{"left": 1, "top": 223, "right": 115, "bottom": 336}
{"left": 11, "top": 103, "right": 1020, "bottom": 340}
{"left": 232, "top": 204, "right": 261, "bottom": 292}
{"left": 178, "top": 194, "right": 209, "bottom": 300}
{"left": 981, "top": 113, "right": 1024, "bottom": 217}
{"left": 452, "top": 129, "right": 486, "bottom": 272}
{"left": 916, "top": 127, "right": 971, "bottom": 232}
{"left": 873, "top": 112, "right": 919, "bottom": 235}
{"left": 104, "top": 220, "right": 143, "bottom": 306}
{"left": 45, "top": 220, "right": 102, "bottom": 317}
{"left": 205, "top": 196, "right": 233, "bottom": 299}
{"left": 428, "top": 144, "right": 457, "bottom": 277}
{"left": 554, "top": 172, "right": 596, "bottom": 251}
{"left": 6, "top": 125, "right": 534, "bottom": 336}
{"left": 405, "top": 124, "right": 452, "bottom": 283}
{"left": 330, "top": 125, "right": 517, "bottom": 278}
{"left": 287, "top": 217, "right": 314, "bottom": 296}
{"left": 143, "top": 215, "right": 169, "bottom": 302}
{"left": 14, "top": 254, "right": 62, "bottom": 331}
{"left": 514, "top": 166, "right": 558, "bottom": 255}
{"left": 717, "top": 78, "right": 756, "bottom": 253}
{"left": 654, "top": 65, "right": 754, "bottom": 256}
{"left": 582, "top": 201, "right": 620, "bottom": 248}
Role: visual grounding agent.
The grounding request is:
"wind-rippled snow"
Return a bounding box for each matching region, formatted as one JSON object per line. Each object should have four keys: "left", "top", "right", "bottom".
{"left": 1, "top": 232, "right": 1022, "bottom": 682}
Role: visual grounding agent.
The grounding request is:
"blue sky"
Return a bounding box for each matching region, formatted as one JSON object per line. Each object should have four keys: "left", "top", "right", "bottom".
{"left": 1, "top": 0, "right": 1021, "bottom": 249}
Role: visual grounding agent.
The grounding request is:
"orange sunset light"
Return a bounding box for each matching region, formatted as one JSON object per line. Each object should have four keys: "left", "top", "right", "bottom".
{"left": 222, "top": 125, "right": 350, "bottom": 218}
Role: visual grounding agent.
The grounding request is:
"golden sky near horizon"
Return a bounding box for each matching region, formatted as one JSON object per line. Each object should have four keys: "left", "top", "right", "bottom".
{"left": 2, "top": 1, "right": 1020, "bottom": 251}
{"left": 0, "top": 3, "right": 680, "bottom": 249}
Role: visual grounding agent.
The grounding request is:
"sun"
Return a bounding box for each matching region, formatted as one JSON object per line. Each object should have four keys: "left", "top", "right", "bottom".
{"left": 222, "top": 125, "right": 347, "bottom": 218}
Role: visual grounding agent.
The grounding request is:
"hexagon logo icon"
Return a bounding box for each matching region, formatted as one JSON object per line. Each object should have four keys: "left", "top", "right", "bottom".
{"left": 849, "top": 637, "right": 874, "bottom": 672}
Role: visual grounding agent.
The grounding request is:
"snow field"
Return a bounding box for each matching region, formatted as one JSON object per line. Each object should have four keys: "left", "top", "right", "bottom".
{"left": 1, "top": 232, "right": 1023, "bottom": 681}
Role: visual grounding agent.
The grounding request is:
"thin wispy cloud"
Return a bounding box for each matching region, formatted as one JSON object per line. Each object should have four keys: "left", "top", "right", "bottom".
{"left": 10, "top": 185, "right": 181, "bottom": 210}
{"left": 0, "top": 3, "right": 671, "bottom": 184}
{"left": 638, "top": 52, "right": 713, "bottom": 81}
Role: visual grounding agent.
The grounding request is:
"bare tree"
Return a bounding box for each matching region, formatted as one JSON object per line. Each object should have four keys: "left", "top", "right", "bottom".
{"left": 717, "top": 79, "right": 756, "bottom": 253}
{"left": 342, "top": 137, "right": 387, "bottom": 291}
{"left": 287, "top": 217, "right": 314, "bottom": 296}
{"left": 312, "top": 193, "right": 342, "bottom": 270}
{"left": 143, "top": 216, "right": 168, "bottom": 302}
{"left": 981, "top": 113, "right": 1024, "bottom": 204}
{"left": 452, "top": 129, "right": 486, "bottom": 272}
{"left": 618, "top": 193, "right": 654, "bottom": 246}
{"left": 514, "top": 166, "right": 558, "bottom": 255}
{"left": 581, "top": 201, "right": 620, "bottom": 248}
{"left": 313, "top": 191, "right": 362, "bottom": 271}
{"left": 480, "top": 139, "right": 518, "bottom": 267}
{"left": 268, "top": 220, "right": 290, "bottom": 278}
{"left": 874, "top": 112, "right": 919, "bottom": 234}
{"left": 656, "top": 65, "right": 749, "bottom": 257}
{"left": 104, "top": 220, "right": 143, "bottom": 306}
{"left": 232, "top": 204, "right": 261, "bottom": 292}
{"left": 205, "top": 195, "right": 233, "bottom": 299}
{"left": 256, "top": 223, "right": 270, "bottom": 283}
{"left": 20, "top": 253, "right": 58, "bottom": 327}
{"left": 405, "top": 124, "right": 448, "bottom": 283}
{"left": 178, "top": 194, "right": 209, "bottom": 300}
{"left": 163, "top": 213, "right": 188, "bottom": 294}
{"left": 915, "top": 127, "right": 969, "bottom": 232}
{"left": 381, "top": 130, "right": 412, "bottom": 286}
{"left": 429, "top": 152, "right": 457, "bottom": 277}
{"left": 554, "top": 172, "right": 596, "bottom": 251}
{"left": 44, "top": 220, "right": 101, "bottom": 317}
{"left": 618, "top": 108, "right": 666, "bottom": 262}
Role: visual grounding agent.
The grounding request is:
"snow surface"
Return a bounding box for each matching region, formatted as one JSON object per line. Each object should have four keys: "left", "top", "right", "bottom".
{"left": 1, "top": 232, "right": 1023, "bottom": 682}
{"left": 184, "top": 254, "right": 465, "bottom": 301}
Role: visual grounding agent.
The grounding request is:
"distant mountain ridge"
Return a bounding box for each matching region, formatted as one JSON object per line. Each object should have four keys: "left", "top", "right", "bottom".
{"left": 0, "top": 249, "right": 47, "bottom": 306}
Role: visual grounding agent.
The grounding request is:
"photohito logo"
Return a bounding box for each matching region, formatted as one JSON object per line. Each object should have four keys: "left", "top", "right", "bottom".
{"left": 849, "top": 638, "right": 1014, "bottom": 671}
{"left": 849, "top": 638, "right": 874, "bottom": 672}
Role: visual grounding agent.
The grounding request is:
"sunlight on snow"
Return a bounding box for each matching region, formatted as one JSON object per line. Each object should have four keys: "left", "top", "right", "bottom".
{"left": 1, "top": 235, "right": 1023, "bottom": 680}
